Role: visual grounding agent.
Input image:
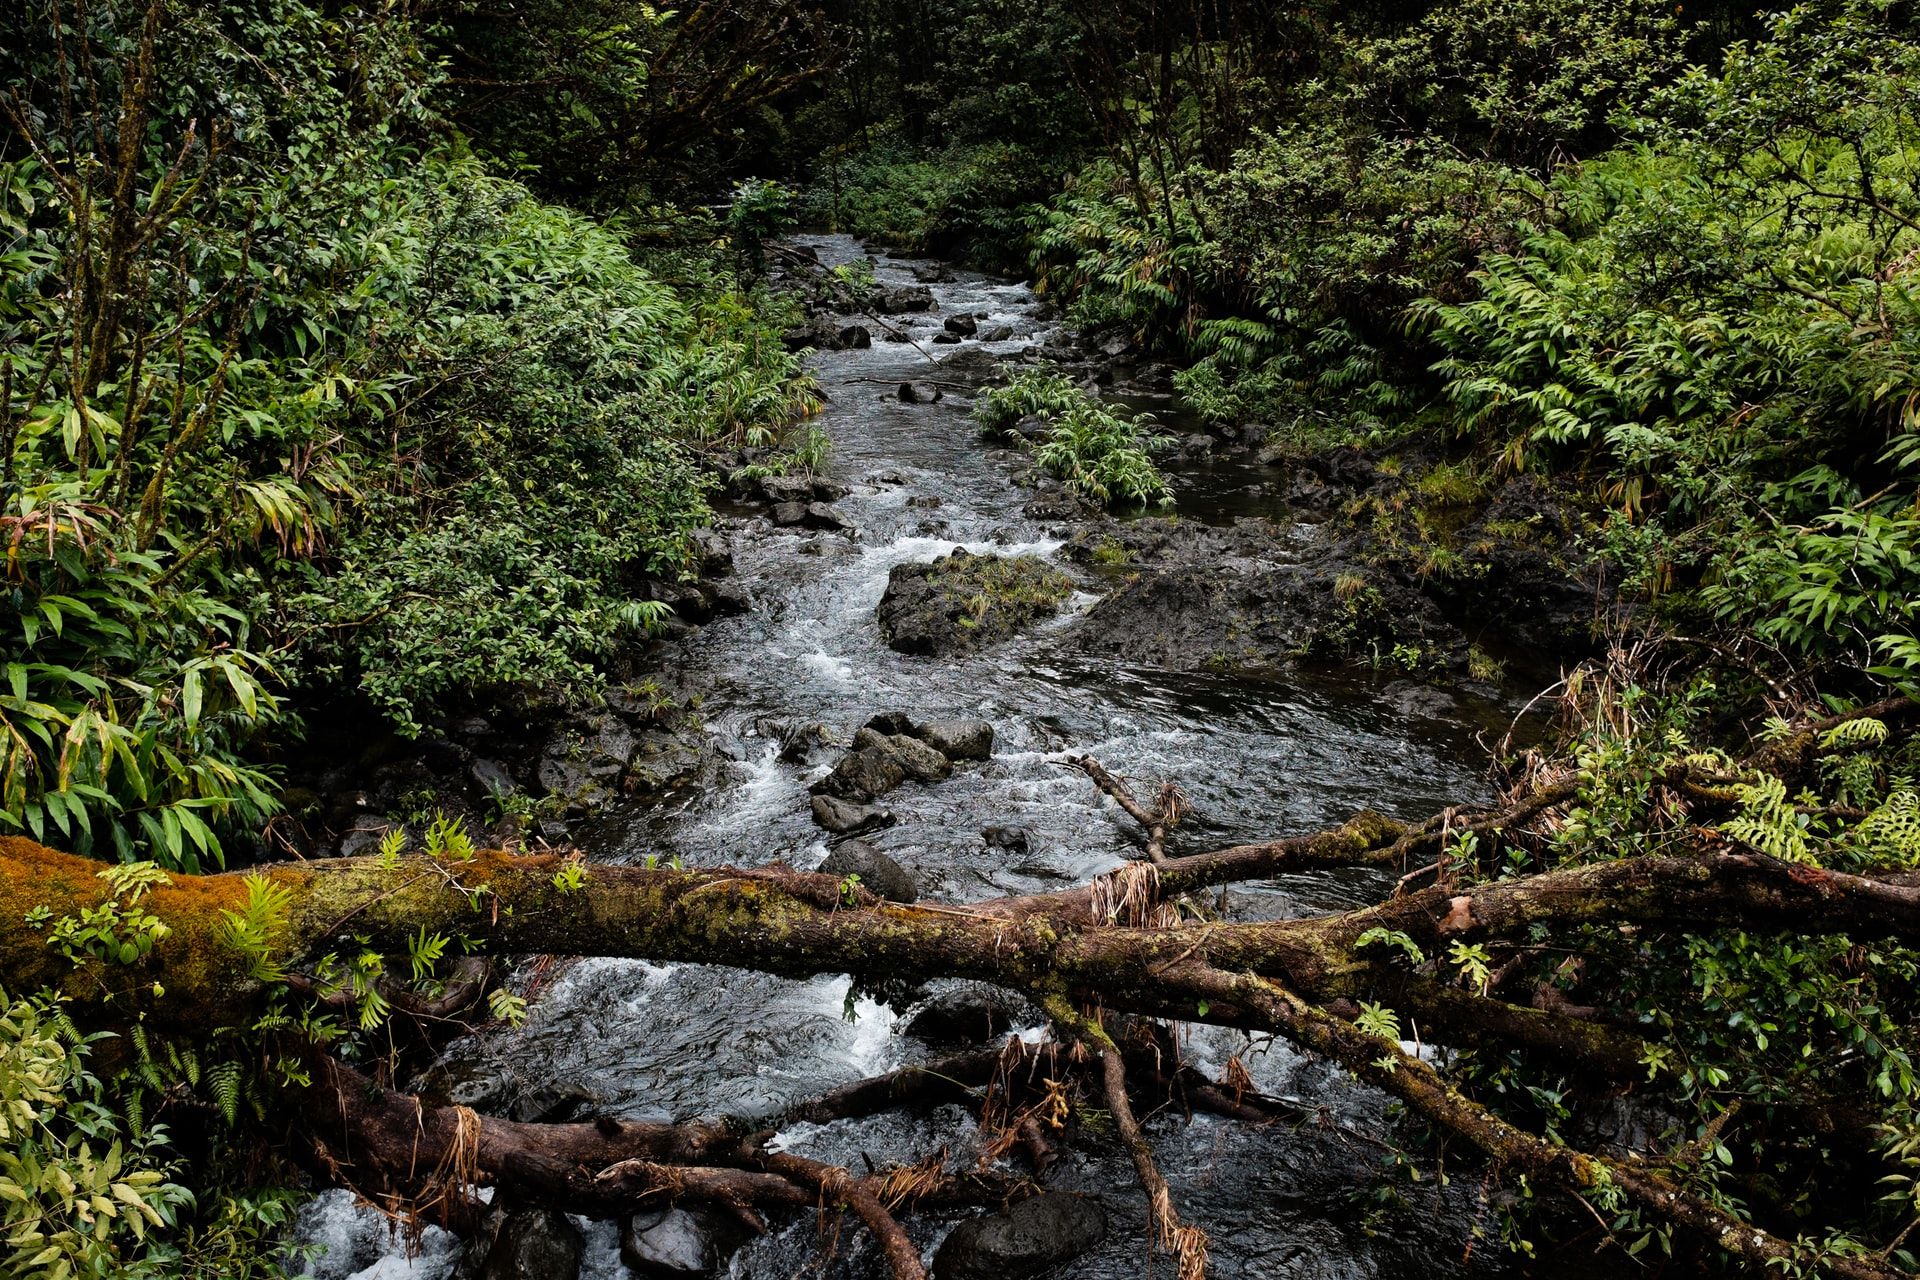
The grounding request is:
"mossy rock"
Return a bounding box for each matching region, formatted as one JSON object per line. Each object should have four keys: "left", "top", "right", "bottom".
{"left": 875, "top": 549, "right": 1074, "bottom": 656}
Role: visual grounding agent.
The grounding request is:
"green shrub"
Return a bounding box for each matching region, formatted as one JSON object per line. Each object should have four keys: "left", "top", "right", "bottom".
{"left": 1416, "top": 2, "right": 1920, "bottom": 691}
{"left": 974, "top": 374, "right": 1171, "bottom": 508}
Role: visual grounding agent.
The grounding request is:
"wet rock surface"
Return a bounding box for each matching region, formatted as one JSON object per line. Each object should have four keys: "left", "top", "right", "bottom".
{"left": 933, "top": 1194, "right": 1109, "bottom": 1280}
{"left": 479, "top": 1207, "right": 582, "bottom": 1280}
{"left": 876, "top": 548, "right": 1075, "bottom": 656}
{"left": 621, "top": 1206, "right": 749, "bottom": 1276}
{"left": 818, "top": 838, "right": 919, "bottom": 903}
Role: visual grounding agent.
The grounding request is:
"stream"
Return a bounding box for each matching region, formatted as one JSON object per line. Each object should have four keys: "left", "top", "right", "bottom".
{"left": 296, "top": 236, "right": 1560, "bottom": 1279}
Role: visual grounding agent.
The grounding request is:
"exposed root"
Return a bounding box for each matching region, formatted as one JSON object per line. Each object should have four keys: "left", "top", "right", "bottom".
{"left": 1099, "top": 1044, "right": 1208, "bottom": 1278}
{"left": 1091, "top": 860, "right": 1163, "bottom": 926}
{"left": 760, "top": 1150, "right": 928, "bottom": 1280}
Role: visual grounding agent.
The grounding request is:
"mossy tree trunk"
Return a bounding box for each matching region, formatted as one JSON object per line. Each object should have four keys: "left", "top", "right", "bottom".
{"left": 5, "top": 699, "right": 1919, "bottom": 1280}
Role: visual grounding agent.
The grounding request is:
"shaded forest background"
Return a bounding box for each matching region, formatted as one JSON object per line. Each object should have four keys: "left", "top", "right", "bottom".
{"left": 6, "top": 1, "right": 1920, "bottom": 1276}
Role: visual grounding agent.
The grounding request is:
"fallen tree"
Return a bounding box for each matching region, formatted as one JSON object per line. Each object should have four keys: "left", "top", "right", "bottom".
{"left": 5, "top": 694, "right": 1920, "bottom": 1279}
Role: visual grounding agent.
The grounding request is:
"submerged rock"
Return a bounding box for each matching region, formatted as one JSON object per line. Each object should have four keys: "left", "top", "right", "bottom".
{"left": 819, "top": 839, "right": 918, "bottom": 903}
{"left": 932, "top": 1195, "right": 1108, "bottom": 1280}
{"left": 981, "top": 825, "right": 1029, "bottom": 853}
{"left": 876, "top": 549, "right": 1074, "bottom": 657}
{"left": 481, "top": 1208, "right": 582, "bottom": 1280}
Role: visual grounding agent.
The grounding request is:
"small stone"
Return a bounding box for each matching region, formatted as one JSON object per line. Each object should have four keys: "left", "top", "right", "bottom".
{"left": 981, "top": 825, "right": 1029, "bottom": 854}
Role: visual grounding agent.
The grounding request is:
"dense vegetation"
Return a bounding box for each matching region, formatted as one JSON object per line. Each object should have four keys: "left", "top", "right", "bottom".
{"left": 0, "top": 0, "right": 816, "bottom": 868}
{"left": 811, "top": 0, "right": 1920, "bottom": 701}
{"left": 5, "top": 0, "right": 1920, "bottom": 1277}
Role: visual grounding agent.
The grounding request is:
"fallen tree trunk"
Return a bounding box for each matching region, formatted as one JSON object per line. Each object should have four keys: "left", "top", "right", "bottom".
{"left": 4, "top": 696, "right": 1918, "bottom": 1279}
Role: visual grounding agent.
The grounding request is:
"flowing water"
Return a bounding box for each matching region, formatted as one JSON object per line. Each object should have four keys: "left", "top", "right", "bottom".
{"left": 296, "top": 236, "right": 1552, "bottom": 1279}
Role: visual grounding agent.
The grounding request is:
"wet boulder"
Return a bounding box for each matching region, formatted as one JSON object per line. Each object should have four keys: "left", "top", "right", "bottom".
{"left": 781, "top": 317, "right": 870, "bottom": 353}
{"left": 811, "top": 741, "right": 906, "bottom": 802}
{"left": 481, "top": 1208, "right": 582, "bottom": 1280}
{"left": 913, "top": 263, "right": 956, "bottom": 284}
{"left": 932, "top": 1195, "right": 1108, "bottom": 1280}
{"left": 775, "top": 721, "right": 841, "bottom": 765}
{"left": 853, "top": 727, "right": 951, "bottom": 784}
{"left": 749, "top": 473, "right": 848, "bottom": 505}
{"left": 936, "top": 346, "right": 1005, "bottom": 380}
{"left": 870, "top": 284, "right": 935, "bottom": 313}
{"left": 819, "top": 839, "right": 918, "bottom": 903}
{"left": 810, "top": 794, "right": 898, "bottom": 835}
{"left": 770, "top": 501, "right": 855, "bottom": 534}
{"left": 897, "top": 382, "right": 944, "bottom": 403}
{"left": 932, "top": 332, "right": 963, "bottom": 345}
{"left": 621, "top": 1206, "right": 750, "bottom": 1277}
{"left": 916, "top": 718, "right": 993, "bottom": 762}
{"left": 944, "top": 314, "right": 978, "bottom": 337}
{"left": 980, "top": 324, "right": 1016, "bottom": 342}
{"left": 876, "top": 549, "right": 1075, "bottom": 657}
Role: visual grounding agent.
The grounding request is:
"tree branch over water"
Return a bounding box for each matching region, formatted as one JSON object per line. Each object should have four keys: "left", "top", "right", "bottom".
{"left": 5, "top": 697, "right": 1919, "bottom": 1279}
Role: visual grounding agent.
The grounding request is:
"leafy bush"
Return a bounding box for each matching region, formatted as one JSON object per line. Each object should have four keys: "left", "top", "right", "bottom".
{"left": 0, "top": 986, "right": 298, "bottom": 1280}
{"left": 972, "top": 371, "right": 1086, "bottom": 436}
{"left": 1416, "top": 2, "right": 1920, "bottom": 691}
{"left": 974, "top": 373, "right": 1171, "bottom": 508}
{"left": 0, "top": 0, "right": 817, "bottom": 861}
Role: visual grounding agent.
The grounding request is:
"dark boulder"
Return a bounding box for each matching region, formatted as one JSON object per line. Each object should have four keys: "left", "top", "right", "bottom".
{"left": 936, "top": 346, "right": 1005, "bottom": 380}
{"left": 916, "top": 718, "right": 993, "bottom": 762}
{"left": 853, "top": 727, "right": 951, "bottom": 784}
{"left": 870, "top": 284, "right": 935, "bottom": 313}
{"left": 812, "top": 742, "right": 907, "bottom": 802}
{"left": 481, "top": 1208, "right": 583, "bottom": 1280}
{"left": 621, "top": 1206, "right": 750, "bottom": 1277}
{"left": 932, "top": 1195, "right": 1108, "bottom": 1280}
{"left": 980, "top": 325, "right": 1015, "bottom": 342}
{"left": 944, "top": 314, "right": 978, "bottom": 337}
{"left": 809, "top": 794, "right": 898, "bottom": 835}
{"left": 876, "top": 549, "right": 1074, "bottom": 657}
{"left": 819, "top": 839, "right": 918, "bottom": 903}
{"left": 770, "top": 501, "right": 854, "bottom": 534}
